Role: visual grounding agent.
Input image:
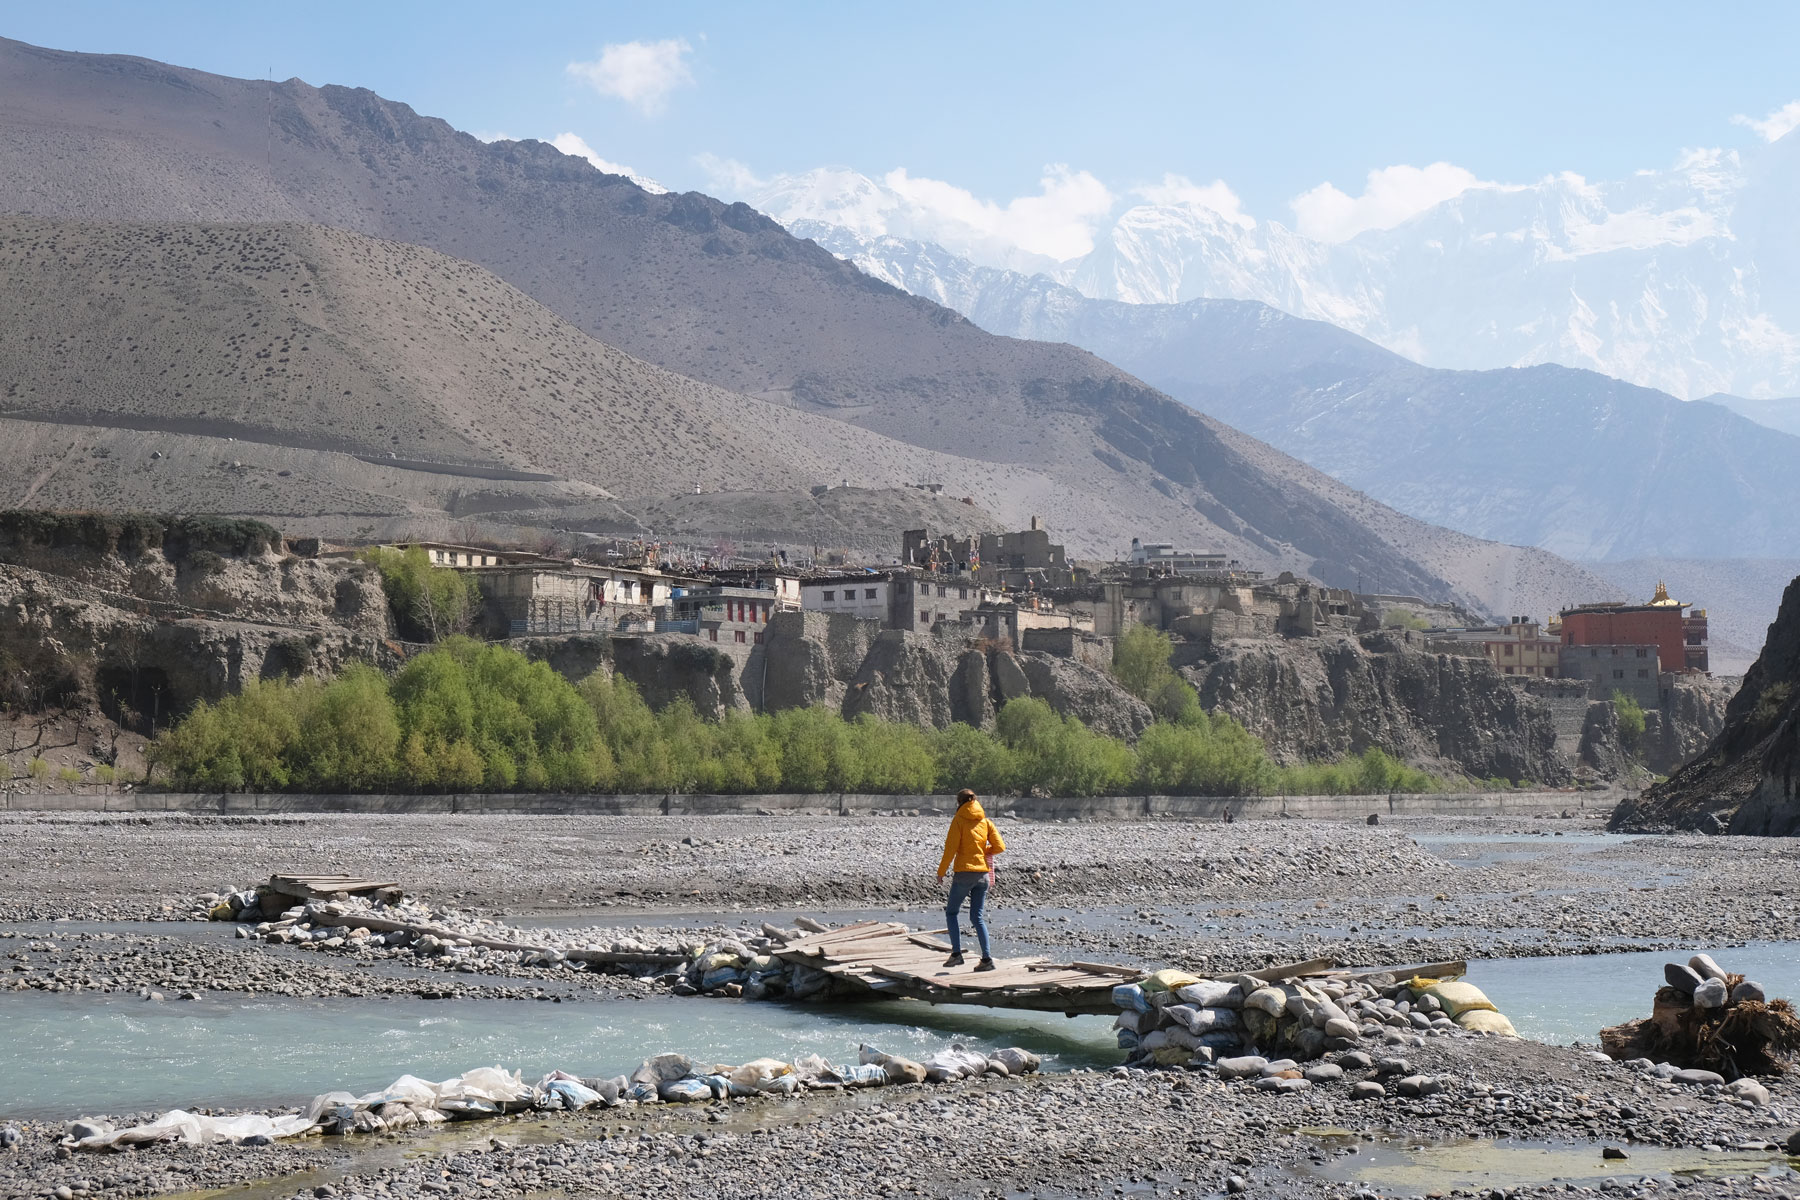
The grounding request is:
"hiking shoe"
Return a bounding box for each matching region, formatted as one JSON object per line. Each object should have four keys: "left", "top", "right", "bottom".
{"left": 974, "top": 958, "right": 997, "bottom": 972}
{"left": 943, "top": 953, "right": 965, "bottom": 968}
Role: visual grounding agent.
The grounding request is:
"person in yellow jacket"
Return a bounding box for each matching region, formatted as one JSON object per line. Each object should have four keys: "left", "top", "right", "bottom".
{"left": 936, "top": 788, "right": 1005, "bottom": 970}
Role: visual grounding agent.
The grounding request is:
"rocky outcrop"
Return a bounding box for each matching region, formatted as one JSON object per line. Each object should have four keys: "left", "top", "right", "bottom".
{"left": 760, "top": 611, "right": 1149, "bottom": 736}
{"left": 0, "top": 558, "right": 396, "bottom": 732}
{"left": 1640, "top": 676, "right": 1735, "bottom": 776}
{"left": 1186, "top": 631, "right": 1571, "bottom": 784}
{"left": 1618, "top": 576, "right": 1800, "bottom": 834}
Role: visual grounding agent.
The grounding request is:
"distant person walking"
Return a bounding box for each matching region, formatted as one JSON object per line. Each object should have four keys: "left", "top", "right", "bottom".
{"left": 937, "top": 788, "right": 1005, "bottom": 971}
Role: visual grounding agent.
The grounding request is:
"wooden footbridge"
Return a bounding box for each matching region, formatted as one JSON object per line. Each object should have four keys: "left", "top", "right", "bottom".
{"left": 770, "top": 920, "right": 1144, "bottom": 1015}
{"left": 769, "top": 919, "right": 1468, "bottom": 1017}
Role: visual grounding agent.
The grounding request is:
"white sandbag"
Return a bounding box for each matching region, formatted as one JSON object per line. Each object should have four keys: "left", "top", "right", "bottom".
{"left": 990, "top": 1047, "right": 1041, "bottom": 1076}
{"left": 730, "top": 1058, "right": 793, "bottom": 1086}
{"left": 1176, "top": 980, "right": 1243, "bottom": 1008}
{"left": 922, "top": 1044, "right": 989, "bottom": 1082}
{"left": 1113, "top": 1009, "right": 1152, "bottom": 1034}
{"left": 68, "top": 1109, "right": 313, "bottom": 1151}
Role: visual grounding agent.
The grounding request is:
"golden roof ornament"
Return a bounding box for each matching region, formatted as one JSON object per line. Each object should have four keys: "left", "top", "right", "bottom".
{"left": 1648, "top": 580, "right": 1681, "bottom": 607}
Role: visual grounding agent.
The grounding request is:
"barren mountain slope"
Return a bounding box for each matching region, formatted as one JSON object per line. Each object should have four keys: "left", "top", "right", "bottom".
{"left": 0, "top": 37, "right": 1529, "bottom": 605}
{"left": 0, "top": 216, "right": 1020, "bottom": 498}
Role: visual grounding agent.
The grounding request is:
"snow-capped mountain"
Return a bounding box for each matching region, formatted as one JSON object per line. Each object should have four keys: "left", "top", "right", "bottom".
{"left": 792, "top": 218, "right": 1800, "bottom": 562}
{"left": 739, "top": 131, "right": 1800, "bottom": 400}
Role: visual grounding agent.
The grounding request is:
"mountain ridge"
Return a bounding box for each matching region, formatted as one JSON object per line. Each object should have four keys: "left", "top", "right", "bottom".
{"left": 0, "top": 35, "right": 1614, "bottom": 620}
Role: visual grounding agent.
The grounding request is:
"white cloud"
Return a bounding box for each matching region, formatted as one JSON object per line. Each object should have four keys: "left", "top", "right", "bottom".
{"left": 1290, "top": 162, "right": 1487, "bottom": 243}
{"left": 700, "top": 159, "right": 1114, "bottom": 266}
{"left": 550, "top": 133, "right": 667, "bottom": 193}
{"left": 1732, "top": 99, "right": 1800, "bottom": 142}
{"left": 1134, "top": 174, "right": 1255, "bottom": 229}
{"left": 567, "top": 38, "right": 694, "bottom": 115}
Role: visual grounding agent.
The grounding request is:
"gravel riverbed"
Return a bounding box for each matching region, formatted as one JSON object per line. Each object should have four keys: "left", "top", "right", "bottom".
{"left": 3, "top": 809, "right": 1799, "bottom": 1199}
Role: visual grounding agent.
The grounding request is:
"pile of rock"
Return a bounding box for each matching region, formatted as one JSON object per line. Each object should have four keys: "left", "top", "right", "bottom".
{"left": 207, "top": 887, "right": 864, "bottom": 1002}
{"left": 1601, "top": 952, "right": 1800, "bottom": 1081}
{"left": 66, "top": 1043, "right": 1040, "bottom": 1151}
{"left": 1113, "top": 966, "right": 1517, "bottom": 1082}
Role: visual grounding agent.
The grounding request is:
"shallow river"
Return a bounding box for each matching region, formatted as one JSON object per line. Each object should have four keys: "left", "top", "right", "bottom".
{"left": 1467, "top": 942, "right": 1800, "bottom": 1045}
{"left": 0, "top": 991, "right": 1118, "bottom": 1120}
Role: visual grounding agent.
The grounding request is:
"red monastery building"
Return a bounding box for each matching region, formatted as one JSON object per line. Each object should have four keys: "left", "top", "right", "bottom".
{"left": 1558, "top": 583, "right": 1709, "bottom": 674}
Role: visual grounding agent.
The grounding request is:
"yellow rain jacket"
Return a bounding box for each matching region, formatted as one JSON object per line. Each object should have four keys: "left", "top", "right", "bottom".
{"left": 938, "top": 799, "right": 1006, "bottom": 875}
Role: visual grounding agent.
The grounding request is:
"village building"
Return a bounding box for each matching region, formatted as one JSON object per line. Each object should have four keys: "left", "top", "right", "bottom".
{"left": 666, "top": 585, "right": 788, "bottom": 644}
{"left": 1557, "top": 643, "right": 1666, "bottom": 708}
{"left": 975, "top": 517, "right": 1074, "bottom": 590}
{"left": 1435, "top": 618, "right": 1564, "bottom": 678}
{"left": 381, "top": 541, "right": 545, "bottom": 568}
{"left": 801, "top": 569, "right": 1001, "bottom": 631}
{"left": 1127, "top": 538, "right": 1232, "bottom": 574}
{"left": 1559, "top": 583, "right": 1709, "bottom": 674}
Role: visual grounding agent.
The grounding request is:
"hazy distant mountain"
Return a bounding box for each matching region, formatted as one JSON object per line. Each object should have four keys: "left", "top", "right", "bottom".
{"left": 0, "top": 35, "right": 1618, "bottom": 619}
{"left": 799, "top": 222, "right": 1800, "bottom": 564}
{"left": 1704, "top": 392, "right": 1800, "bottom": 438}
{"left": 747, "top": 137, "right": 1800, "bottom": 402}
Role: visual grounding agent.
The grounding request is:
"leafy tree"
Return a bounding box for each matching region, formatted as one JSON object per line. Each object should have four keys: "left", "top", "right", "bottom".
{"left": 1112, "top": 624, "right": 1178, "bottom": 700}
{"left": 1612, "top": 690, "right": 1646, "bottom": 755}
{"left": 293, "top": 666, "right": 400, "bottom": 790}
{"left": 362, "top": 547, "right": 481, "bottom": 641}
{"left": 1382, "top": 609, "right": 1429, "bottom": 631}
{"left": 929, "top": 722, "right": 1017, "bottom": 796}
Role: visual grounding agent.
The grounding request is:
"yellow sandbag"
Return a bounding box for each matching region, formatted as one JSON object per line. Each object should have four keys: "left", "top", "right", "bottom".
{"left": 1455, "top": 1009, "right": 1518, "bottom": 1036}
{"left": 1421, "top": 980, "right": 1497, "bottom": 1018}
{"left": 1140, "top": 968, "right": 1202, "bottom": 994}
{"left": 1150, "top": 1046, "right": 1194, "bottom": 1067}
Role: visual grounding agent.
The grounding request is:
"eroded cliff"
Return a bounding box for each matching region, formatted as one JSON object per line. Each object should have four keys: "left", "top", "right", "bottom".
{"left": 1617, "top": 576, "right": 1800, "bottom": 834}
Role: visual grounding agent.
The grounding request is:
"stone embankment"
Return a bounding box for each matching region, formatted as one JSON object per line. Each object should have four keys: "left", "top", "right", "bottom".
{"left": 2, "top": 787, "right": 1609, "bottom": 819}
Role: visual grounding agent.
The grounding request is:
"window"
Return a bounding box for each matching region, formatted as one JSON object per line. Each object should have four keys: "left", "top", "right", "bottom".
{"left": 1612, "top": 669, "right": 1624, "bottom": 679}
{"left": 823, "top": 590, "right": 835, "bottom": 601}
{"left": 1637, "top": 669, "right": 1649, "bottom": 678}
{"left": 865, "top": 588, "right": 877, "bottom": 600}
{"left": 753, "top": 631, "right": 764, "bottom": 644}
{"left": 1505, "top": 666, "right": 1514, "bottom": 675}
{"left": 938, "top": 585, "right": 947, "bottom": 597}
{"left": 1590, "top": 648, "right": 1598, "bottom": 658}
{"left": 735, "top": 630, "right": 746, "bottom": 643}
{"left": 958, "top": 588, "right": 968, "bottom": 599}
{"left": 1503, "top": 644, "right": 1514, "bottom": 656}
{"left": 1635, "top": 648, "right": 1647, "bottom": 658}
{"left": 708, "top": 629, "right": 718, "bottom": 642}
{"left": 920, "top": 611, "right": 930, "bottom": 624}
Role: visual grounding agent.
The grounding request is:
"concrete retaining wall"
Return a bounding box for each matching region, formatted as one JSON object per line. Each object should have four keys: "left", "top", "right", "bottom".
{"left": 0, "top": 788, "right": 1607, "bottom": 820}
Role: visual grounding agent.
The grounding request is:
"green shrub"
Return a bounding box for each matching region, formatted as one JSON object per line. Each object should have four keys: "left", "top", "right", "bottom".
{"left": 148, "top": 641, "right": 1465, "bottom": 798}
{"left": 363, "top": 546, "right": 482, "bottom": 641}
{"left": 95, "top": 763, "right": 116, "bottom": 785}
{"left": 1135, "top": 710, "right": 1274, "bottom": 796}
{"left": 27, "top": 757, "right": 49, "bottom": 780}
{"left": 993, "top": 697, "right": 1134, "bottom": 796}
{"left": 57, "top": 765, "right": 83, "bottom": 783}
{"left": 1382, "top": 609, "right": 1429, "bottom": 631}
{"left": 1112, "top": 624, "right": 1177, "bottom": 700}
{"left": 1612, "top": 690, "right": 1646, "bottom": 754}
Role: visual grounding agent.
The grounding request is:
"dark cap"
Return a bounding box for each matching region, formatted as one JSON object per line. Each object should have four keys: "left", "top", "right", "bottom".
{"left": 956, "top": 788, "right": 978, "bottom": 805}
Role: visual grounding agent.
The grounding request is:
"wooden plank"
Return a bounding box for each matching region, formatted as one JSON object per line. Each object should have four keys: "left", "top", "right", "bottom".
{"left": 1239, "top": 957, "right": 1338, "bottom": 983}
{"left": 1336, "top": 959, "right": 1467, "bottom": 984}
{"left": 1062, "top": 961, "right": 1143, "bottom": 977}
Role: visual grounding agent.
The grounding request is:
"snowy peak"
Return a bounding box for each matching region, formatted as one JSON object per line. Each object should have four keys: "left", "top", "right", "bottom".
{"left": 741, "top": 137, "right": 1800, "bottom": 399}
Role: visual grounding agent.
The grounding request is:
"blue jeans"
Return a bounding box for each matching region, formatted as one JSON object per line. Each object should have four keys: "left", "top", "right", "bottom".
{"left": 945, "top": 871, "right": 991, "bottom": 958}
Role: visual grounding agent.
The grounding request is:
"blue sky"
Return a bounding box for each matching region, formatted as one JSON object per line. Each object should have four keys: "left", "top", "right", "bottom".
{"left": 10, "top": 1, "right": 1800, "bottom": 232}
